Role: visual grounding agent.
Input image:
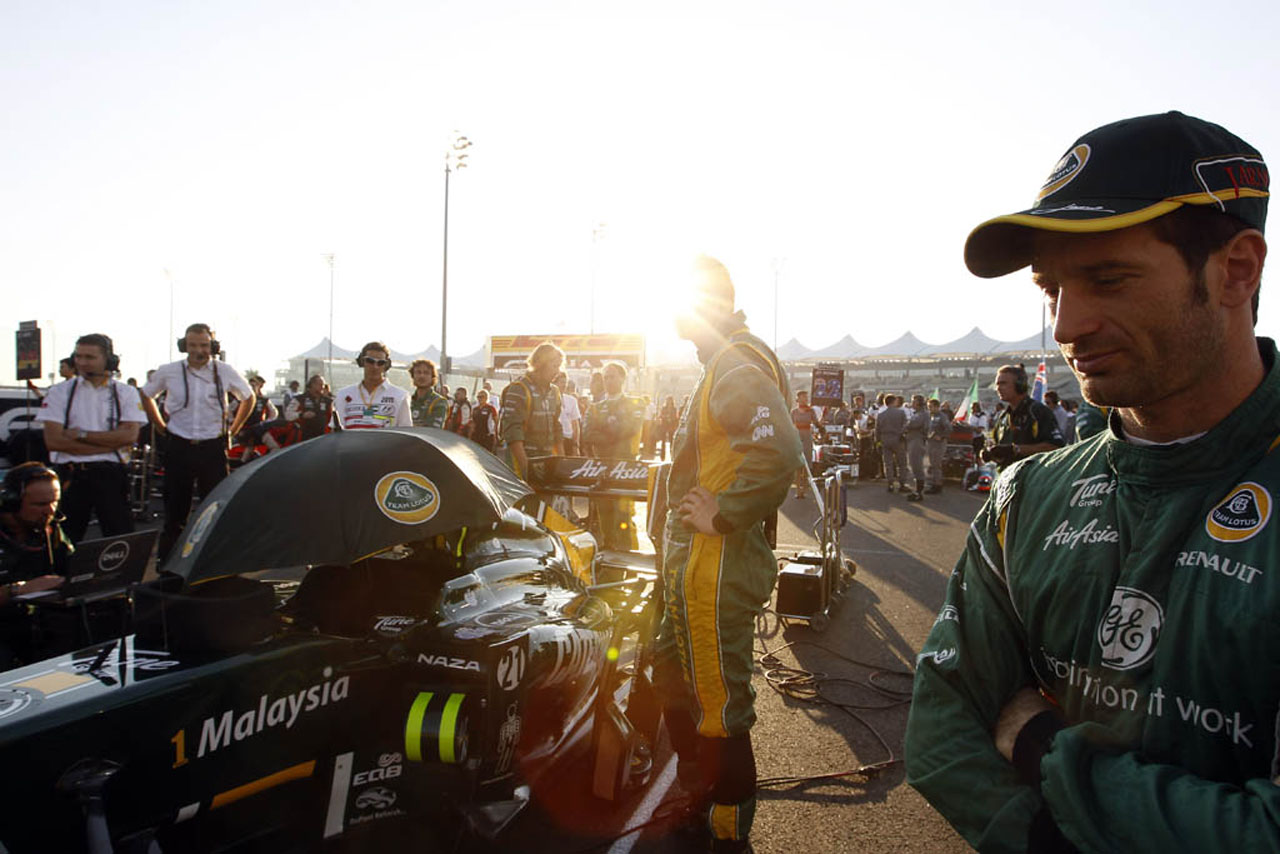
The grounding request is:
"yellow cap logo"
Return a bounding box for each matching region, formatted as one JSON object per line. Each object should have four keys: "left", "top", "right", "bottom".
{"left": 1038, "top": 144, "right": 1091, "bottom": 201}
{"left": 375, "top": 472, "right": 440, "bottom": 525}
{"left": 1206, "top": 482, "right": 1270, "bottom": 543}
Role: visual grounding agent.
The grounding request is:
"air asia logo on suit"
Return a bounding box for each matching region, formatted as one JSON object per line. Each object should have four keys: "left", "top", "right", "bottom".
{"left": 374, "top": 472, "right": 439, "bottom": 524}
{"left": 1206, "top": 482, "right": 1271, "bottom": 543}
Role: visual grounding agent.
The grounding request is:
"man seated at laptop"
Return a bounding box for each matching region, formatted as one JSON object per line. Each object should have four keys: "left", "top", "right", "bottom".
{"left": 0, "top": 463, "right": 70, "bottom": 667}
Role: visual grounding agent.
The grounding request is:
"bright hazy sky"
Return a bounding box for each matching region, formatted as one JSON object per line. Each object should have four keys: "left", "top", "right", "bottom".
{"left": 4, "top": 0, "right": 1280, "bottom": 382}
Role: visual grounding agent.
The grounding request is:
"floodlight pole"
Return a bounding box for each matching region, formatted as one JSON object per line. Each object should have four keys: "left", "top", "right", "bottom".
{"left": 591, "top": 222, "right": 607, "bottom": 334}
{"left": 164, "top": 268, "right": 176, "bottom": 361}
{"left": 442, "top": 132, "right": 472, "bottom": 379}
{"left": 323, "top": 253, "right": 335, "bottom": 386}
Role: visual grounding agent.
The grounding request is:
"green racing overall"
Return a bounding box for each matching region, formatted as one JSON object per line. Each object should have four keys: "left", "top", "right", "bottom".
{"left": 906, "top": 338, "right": 1280, "bottom": 853}
{"left": 655, "top": 320, "right": 802, "bottom": 847}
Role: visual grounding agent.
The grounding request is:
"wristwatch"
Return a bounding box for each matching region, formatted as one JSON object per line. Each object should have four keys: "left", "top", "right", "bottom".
{"left": 76, "top": 429, "right": 88, "bottom": 441}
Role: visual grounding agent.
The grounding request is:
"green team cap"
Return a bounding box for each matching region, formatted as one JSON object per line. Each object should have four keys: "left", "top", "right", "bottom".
{"left": 964, "top": 111, "right": 1269, "bottom": 278}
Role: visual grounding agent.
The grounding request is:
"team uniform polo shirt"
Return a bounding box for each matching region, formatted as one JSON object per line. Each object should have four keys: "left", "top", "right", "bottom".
{"left": 35, "top": 377, "right": 147, "bottom": 464}
{"left": 334, "top": 381, "right": 412, "bottom": 430}
{"left": 992, "top": 396, "right": 1066, "bottom": 450}
{"left": 144, "top": 360, "right": 253, "bottom": 441}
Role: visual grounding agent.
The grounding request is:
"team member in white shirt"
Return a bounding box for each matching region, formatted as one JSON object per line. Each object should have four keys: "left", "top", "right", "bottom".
{"left": 553, "top": 371, "right": 581, "bottom": 455}
{"left": 333, "top": 342, "right": 412, "bottom": 430}
{"left": 142, "top": 323, "right": 255, "bottom": 561}
{"left": 965, "top": 401, "right": 990, "bottom": 434}
{"left": 36, "top": 333, "right": 147, "bottom": 542}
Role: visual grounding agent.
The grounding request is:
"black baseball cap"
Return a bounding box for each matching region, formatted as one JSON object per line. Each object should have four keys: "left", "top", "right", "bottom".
{"left": 965, "top": 111, "right": 1269, "bottom": 278}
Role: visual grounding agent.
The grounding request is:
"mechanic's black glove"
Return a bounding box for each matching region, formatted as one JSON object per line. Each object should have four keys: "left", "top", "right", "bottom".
{"left": 982, "top": 444, "right": 1016, "bottom": 466}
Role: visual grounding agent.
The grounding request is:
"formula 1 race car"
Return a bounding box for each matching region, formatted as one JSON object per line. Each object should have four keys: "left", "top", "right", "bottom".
{"left": 0, "top": 430, "right": 663, "bottom": 853}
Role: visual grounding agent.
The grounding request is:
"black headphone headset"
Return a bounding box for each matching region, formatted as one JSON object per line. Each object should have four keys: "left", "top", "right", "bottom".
{"left": 0, "top": 464, "right": 58, "bottom": 514}
{"left": 71, "top": 333, "right": 120, "bottom": 374}
{"left": 1011, "top": 366, "right": 1029, "bottom": 394}
{"left": 177, "top": 324, "right": 221, "bottom": 356}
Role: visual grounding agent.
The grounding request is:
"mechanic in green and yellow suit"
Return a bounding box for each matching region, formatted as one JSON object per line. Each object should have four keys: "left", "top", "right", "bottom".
{"left": 499, "top": 342, "right": 564, "bottom": 480}
{"left": 655, "top": 256, "right": 802, "bottom": 854}
{"left": 408, "top": 358, "right": 449, "bottom": 429}
{"left": 582, "top": 360, "right": 642, "bottom": 550}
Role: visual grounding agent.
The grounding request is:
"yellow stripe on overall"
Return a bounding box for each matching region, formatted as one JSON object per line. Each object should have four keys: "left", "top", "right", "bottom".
{"left": 683, "top": 332, "right": 785, "bottom": 736}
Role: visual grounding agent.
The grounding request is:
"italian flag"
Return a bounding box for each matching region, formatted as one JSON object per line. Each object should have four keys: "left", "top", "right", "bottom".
{"left": 954, "top": 376, "right": 979, "bottom": 422}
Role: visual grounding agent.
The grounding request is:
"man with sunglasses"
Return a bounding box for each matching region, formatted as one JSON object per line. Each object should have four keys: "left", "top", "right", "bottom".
{"left": 333, "top": 342, "right": 412, "bottom": 430}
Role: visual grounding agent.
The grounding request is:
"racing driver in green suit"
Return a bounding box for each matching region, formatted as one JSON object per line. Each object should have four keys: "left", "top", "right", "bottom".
{"left": 656, "top": 255, "right": 802, "bottom": 853}
{"left": 905, "top": 111, "right": 1277, "bottom": 853}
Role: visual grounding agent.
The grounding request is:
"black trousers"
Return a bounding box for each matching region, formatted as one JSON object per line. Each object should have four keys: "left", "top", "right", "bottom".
{"left": 159, "top": 436, "right": 228, "bottom": 561}
{"left": 56, "top": 462, "right": 134, "bottom": 543}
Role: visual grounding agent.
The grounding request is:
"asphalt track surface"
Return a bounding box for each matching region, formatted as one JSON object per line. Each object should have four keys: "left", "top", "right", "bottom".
{"left": 475, "top": 479, "right": 982, "bottom": 854}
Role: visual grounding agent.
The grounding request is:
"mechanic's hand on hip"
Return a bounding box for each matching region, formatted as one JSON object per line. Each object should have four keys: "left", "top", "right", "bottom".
{"left": 678, "top": 486, "right": 721, "bottom": 535}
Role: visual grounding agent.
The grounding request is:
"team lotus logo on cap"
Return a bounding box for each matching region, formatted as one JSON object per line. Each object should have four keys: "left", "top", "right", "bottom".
{"left": 374, "top": 471, "right": 440, "bottom": 524}
{"left": 1206, "top": 482, "right": 1271, "bottom": 543}
{"left": 1037, "top": 144, "right": 1091, "bottom": 201}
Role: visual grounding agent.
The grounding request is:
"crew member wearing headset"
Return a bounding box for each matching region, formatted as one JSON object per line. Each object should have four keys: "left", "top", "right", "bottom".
{"left": 982, "top": 364, "right": 1065, "bottom": 471}
{"left": 0, "top": 464, "right": 69, "bottom": 667}
{"left": 333, "top": 342, "right": 412, "bottom": 430}
{"left": 142, "top": 323, "right": 255, "bottom": 561}
{"left": 36, "top": 333, "right": 147, "bottom": 542}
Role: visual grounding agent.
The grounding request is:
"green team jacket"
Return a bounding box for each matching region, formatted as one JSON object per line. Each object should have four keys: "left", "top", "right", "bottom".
{"left": 410, "top": 389, "right": 448, "bottom": 429}
{"left": 499, "top": 374, "right": 562, "bottom": 456}
{"left": 583, "top": 394, "right": 641, "bottom": 458}
{"left": 665, "top": 321, "right": 801, "bottom": 555}
{"left": 906, "top": 338, "right": 1280, "bottom": 853}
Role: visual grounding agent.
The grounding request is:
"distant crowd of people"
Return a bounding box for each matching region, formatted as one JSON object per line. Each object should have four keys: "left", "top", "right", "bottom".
{"left": 786, "top": 365, "right": 1098, "bottom": 502}
{"left": 13, "top": 327, "right": 713, "bottom": 563}
{"left": 13, "top": 317, "right": 1106, "bottom": 568}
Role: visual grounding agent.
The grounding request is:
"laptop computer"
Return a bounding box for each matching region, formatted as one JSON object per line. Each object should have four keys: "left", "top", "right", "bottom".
{"left": 17, "top": 530, "right": 158, "bottom": 606}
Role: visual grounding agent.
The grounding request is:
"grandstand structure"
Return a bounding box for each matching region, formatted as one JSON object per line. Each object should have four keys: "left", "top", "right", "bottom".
{"left": 275, "top": 328, "right": 1083, "bottom": 410}
{"left": 774, "top": 326, "right": 1081, "bottom": 406}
